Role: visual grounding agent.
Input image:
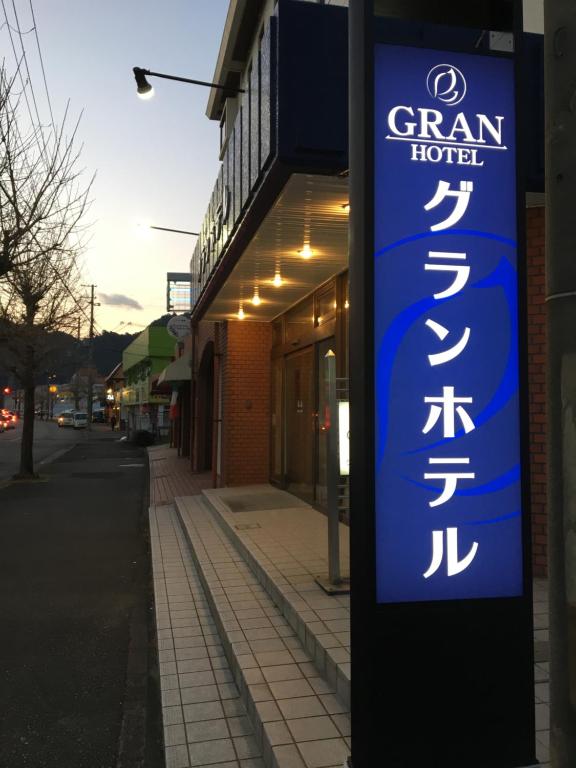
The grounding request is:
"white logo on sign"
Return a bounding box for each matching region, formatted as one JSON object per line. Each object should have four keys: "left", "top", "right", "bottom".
{"left": 426, "top": 64, "right": 466, "bottom": 107}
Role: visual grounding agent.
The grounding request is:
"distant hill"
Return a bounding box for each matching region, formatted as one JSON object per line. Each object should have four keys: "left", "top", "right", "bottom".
{"left": 92, "top": 331, "right": 138, "bottom": 377}
{"left": 0, "top": 328, "right": 138, "bottom": 387}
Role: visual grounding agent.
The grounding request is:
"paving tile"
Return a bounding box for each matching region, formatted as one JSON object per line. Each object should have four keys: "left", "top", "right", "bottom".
{"left": 183, "top": 701, "right": 225, "bottom": 723}
{"left": 277, "top": 696, "right": 326, "bottom": 720}
{"left": 223, "top": 699, "right": 247, "bottom": 718}
{"left": 218, "top": 683, "right": 241, "bottom": 700}
{"left": 289, "top": 649, "right": 310, "bottom": 664}
{"left": 175, "top": 636, "right": 206, "bottom": 649}
{"left": 174, "top": 629, "right": 206, "bottom": 650}
{"left": 330, "top": 714, "right": 351, "bottom": 738}
{"left": 233, "top": 735, "right": 261, "bottom": 760}
{"left": 186, "top": 719, "right": 230, "bottom": 743}
{"left": 535, "top": 702, "right": 550, "bottom": 731}
{"left": 162, "top": 673, "right": 181, "bottom": 691}
{"left": 243, "top": 667, "right": 266, "bottom": 685}
{"left": 228, "top": 716, "right": 253, "bottom": 737}
{"left": 180, "top": 684, "right": 220, "bottom": 705}
{"left": 272, "top": 744, "right": 307, "bottom": 768}
{"left": 255, "top": 650, "right": 295, "bottom": 667}
{"left": 236, "top": 654, "right": 259, "bottom": 670}
{"left": 165, "top": 723, "right": 187, "bottom": 747}
{"left": 187, "top": 738, "right": 237, "bottom": 767}
{"left": 239, "top": 759, "right": 265, "bottom": 768}
{"left": 249, "top": 638, "right": 287, "bottom": 654}
{"left": 318, "top": 694, "right": 347, "bottom": 715}
{"left": 262, "top": 664, "right": 303, "bottom": 683}
{"left": 162, "top": 689, "right": 182, "bottom": 707}
{"left": 254, "top": 700, "right": 282, "bottom": 722}
{"left": 215, "top": 668, "right": 235, "bottom": 684}
{"left": 308, "top": 677, "right": 334, "bottom": 696}
{"left": 247, "top": 683, "right": 273, "bottom": 702}
{"left": 297, "top": 738, "right": 348, "bottom": 768}
{"left": 535, "top": 682, "right": 549, "bottom": 703}
{"left": 179, "top": 671, "right": 216, "bottom": 688}
{"left": 287, "top": 716, "right": 340, "bottom": 743}
{"left": 268, "top": 678, "right": 315, "bottom": 700}
{"left": 264, "top": 720, "right": 294, "bottom": 746}
{"left": 165, "top": 744, "right": 190, "bottom": 768}
{"left": 244, "top": 627, "right": 280, "bottom": 641}
{"left": 163, "top": 705, "right": 184, "bottom": 726}
{"left": 177, "top": 659, "right": 213, "bottom": 674}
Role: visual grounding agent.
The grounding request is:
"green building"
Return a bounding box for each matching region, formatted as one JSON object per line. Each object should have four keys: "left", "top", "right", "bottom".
{"left": 121, "top": 320, "right": 174, "bottom": 437}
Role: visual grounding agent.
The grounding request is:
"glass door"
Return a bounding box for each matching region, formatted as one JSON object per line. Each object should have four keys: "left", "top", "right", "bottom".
{"left": 284, "top": 347, "right": 314, "bottom": 503}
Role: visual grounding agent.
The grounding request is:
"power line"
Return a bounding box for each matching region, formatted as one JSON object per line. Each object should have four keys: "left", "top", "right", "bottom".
{"left": 10, "top": 0, "right": 47, "bottom": 135}
{"left": 28, "top": 0, "right": 55, "bottom": 131}
{"left": 1, "top": 0, "right": 39, "bottom": 138}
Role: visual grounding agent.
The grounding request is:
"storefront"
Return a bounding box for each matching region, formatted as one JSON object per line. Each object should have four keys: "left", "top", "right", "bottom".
{"left": 187, "top": 0, "right": 545, "bottom": 569}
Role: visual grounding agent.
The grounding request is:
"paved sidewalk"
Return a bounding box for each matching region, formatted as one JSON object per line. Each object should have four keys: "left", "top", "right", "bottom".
{"left": 149, "top": 444, "right": 212, "bottom": 505}
{"left": 149, "top": 447, "right": 550, "bottom": 767}
{"left": 150, "top": 505, "right": 265, "bottom": 768}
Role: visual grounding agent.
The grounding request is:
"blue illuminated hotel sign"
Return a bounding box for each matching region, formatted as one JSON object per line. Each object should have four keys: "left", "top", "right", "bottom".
{"left": 374, "top": 45, "right": 522, "bottom": 602}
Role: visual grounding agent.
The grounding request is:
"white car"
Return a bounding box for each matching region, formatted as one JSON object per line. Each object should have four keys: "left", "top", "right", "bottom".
{"left": 72, "top": 412, "right": 88, "bottom": 429}
{"left": 57, "top": 411, "right": 74, "bottom": 427}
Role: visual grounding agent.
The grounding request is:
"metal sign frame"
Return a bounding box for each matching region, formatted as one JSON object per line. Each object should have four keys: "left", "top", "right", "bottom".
{"left": 349, "top": 5, "right": 535, "bottom": 766}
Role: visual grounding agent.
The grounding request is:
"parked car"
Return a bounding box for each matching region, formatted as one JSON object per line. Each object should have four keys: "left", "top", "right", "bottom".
{"left": 0, "top": 415, "right": 5, "bottom": 433}
{"left": 72, "top": 412, "right": 88, "bottom": 429}
{"left": 57, "top": 411, "right": 75, "bottom": 428}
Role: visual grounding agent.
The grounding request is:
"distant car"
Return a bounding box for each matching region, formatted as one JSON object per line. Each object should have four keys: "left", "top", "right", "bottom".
{"left": 57, "top": 411, "right": 74, "bottom": 428}
{"left": 72, "top": 412, "right": 88, "bottom": 429}
{"left": 1, "top": 409, "right": 16, "bottom": 429}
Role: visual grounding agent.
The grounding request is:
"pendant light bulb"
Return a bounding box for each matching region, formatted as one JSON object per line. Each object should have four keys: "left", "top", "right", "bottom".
{"left": 272, "top": 271, "right": 283, "bottom": 287}
{"left": 251, "top": 287, "right": 261, "bottom": 306}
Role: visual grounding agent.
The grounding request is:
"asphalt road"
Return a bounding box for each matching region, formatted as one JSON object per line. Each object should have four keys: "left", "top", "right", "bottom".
{"left": 0, "top": 430, "right": 163, "bottom": 768}
{"left": 0, "top": 418, "right": 91, "bottom": 481}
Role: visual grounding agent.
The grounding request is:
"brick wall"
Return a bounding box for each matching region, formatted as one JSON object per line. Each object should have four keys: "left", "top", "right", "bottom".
{"left": 526, "top": 206, "right": 547, "bottom": 577}
{"left": 221, "top": 320, "right": 272, "bottom": 487}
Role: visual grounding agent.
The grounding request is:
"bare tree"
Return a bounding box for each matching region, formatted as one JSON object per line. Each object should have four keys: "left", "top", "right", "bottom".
{"left": 0, "top": 250, "right": 83, "bottom": 477}
{"left": 0, "top": 65, "right": 93, "bottom": 279}
{"left": 0, "top": 63, "right": 93, "bottom": 477}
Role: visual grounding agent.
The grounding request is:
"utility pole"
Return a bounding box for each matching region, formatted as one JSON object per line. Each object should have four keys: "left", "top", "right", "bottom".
{"left": 82, "top": 284, "right": 99, "bottom": 429}
{"left": 545, "top": 1, "right": 576, "bottom": 765}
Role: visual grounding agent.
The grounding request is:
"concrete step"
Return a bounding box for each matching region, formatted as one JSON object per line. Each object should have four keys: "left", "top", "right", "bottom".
{"left": 175, "top": 495, "right": 351, "bottom": 768}
{"left": 150, "top": 504, "right": 265, "bottom": 768}
{"left": 201, "top": 488, "right": 351, "bottom": 711}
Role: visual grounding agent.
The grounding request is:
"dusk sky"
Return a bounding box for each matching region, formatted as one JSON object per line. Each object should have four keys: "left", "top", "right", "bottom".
{"left": 0, "top": 0, "right": 229, "bottom": 334}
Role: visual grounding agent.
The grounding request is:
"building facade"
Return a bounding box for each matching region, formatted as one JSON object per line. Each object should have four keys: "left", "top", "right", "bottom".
{"left": 121, "top": 321, "right": 173, "bottom": 438}
{"left": 186, "top": 1, "right": 546, "bottom": 571}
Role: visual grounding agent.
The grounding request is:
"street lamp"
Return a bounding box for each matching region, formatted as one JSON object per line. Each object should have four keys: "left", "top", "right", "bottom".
{"left": 149, "top": 225, "right": 199, "bottom": 236}
{"left": 132, "top": 67, "right": 245, "bottom": 99}
{"left": 136, "top": 222, "right": 199, "bottom": 237}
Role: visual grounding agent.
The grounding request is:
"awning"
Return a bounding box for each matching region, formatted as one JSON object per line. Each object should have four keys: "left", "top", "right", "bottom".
{"left": 157, "top": 356, "right": 191, "bottom": 386}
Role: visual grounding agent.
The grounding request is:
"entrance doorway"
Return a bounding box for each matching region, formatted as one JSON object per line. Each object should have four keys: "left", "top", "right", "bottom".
{"left": 285, "top": 347, "right": 314, "bottom": 503}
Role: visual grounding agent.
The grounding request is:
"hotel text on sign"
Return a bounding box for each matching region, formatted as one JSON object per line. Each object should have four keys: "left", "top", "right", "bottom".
{"left": 374, "top": 45, "right": 523, "bottom": 602}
